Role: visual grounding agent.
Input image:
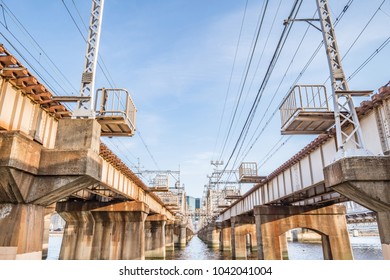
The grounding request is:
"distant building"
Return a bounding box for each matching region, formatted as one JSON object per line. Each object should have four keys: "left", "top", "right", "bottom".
{"left": 195, "top": 198, "right": 201, "bottom": 209}
{"left": 186, "top": 196, "right": 196, "bottom": 213}
{"left": 186, "top": 196, "right": 201, "bottom": 229}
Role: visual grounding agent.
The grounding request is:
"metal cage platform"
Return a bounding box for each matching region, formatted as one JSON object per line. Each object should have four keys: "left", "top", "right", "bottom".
{"left": 279, "top": 85, "right": 335, "bottom": 135}
{"left": 238, "top": 162, "right": 266, "bottom": 183}
{"left": 95, "top": 88, "right": 136, "bottom": 137}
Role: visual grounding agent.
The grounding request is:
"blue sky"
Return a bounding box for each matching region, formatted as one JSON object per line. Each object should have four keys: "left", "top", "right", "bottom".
{"left": 1, "top": 0, "right": 389, "bottom": 198}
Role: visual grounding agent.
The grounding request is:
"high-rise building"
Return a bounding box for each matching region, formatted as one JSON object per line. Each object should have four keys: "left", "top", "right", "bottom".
{"left": 195, "top": 198, "right": 201, "bottom": 209}
{"left": 186, "top": 196, "right": 196, "bottom": 213}
{"left": 186, "top": 196, "right": 201, "bottom": 230}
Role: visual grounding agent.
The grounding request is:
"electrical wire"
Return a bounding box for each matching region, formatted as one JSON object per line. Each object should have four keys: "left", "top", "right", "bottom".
{"left": 0, "top": 0, "right": 78, "bottom": 95}
{"left": 218, "top": 0, "right": 303, "bottom": 182}
{"left": 212, "top": 0, "right": 249, "bottom": 160}
{"left": 229, "top": 0, "right": 356, "bottom": 172}
{"left": 347, "top": 36, "right": 390, "bottom": 81}
{"left": 218, "top": 0, "right": 269, "bottom": 161}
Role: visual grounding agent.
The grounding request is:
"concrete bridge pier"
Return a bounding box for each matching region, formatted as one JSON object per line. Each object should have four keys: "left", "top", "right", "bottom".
{"left": 0, "top": 203, "right": 45, "bottom": 259}
{"left": 197, "top": 226, "right": 206, "bottom": 241}
{"left": 377, "top": 212, "right": 390, "bottom": 259}
{"left": 324, "top": 156, "right": 390, "bottom": 259}
{"left": 186, "top": 228, "right": 194, "bottom": 242}
{"left": 206, "top": 222, "right": 220, "bottom": 249}
{"left": 145, "top": 214, "right": 166, "bottom": 259}
{"left": 280, "top": 232, "right": 289, "bottom": 260}
{"left": 174, "top": 221, "right": 187, "bottom": 249}
{"left": 220, "top": 220, "right": 232, "bottom": 252}
{"left": 165, "top": 221, "right": 175, "bottom": 252}
{"left": 57, "top": 201, "right": 149, "bottom": 260}
{"left": 178, "top": 223, "right": 187, "bottom": 249}
{"left": 42, "top": 206, "right": 56, "bottom": 259}
{"left": 254, "top": 205, "right": 353, "bottom": 260}
{"left": 231, "top": 215, "right": 256, "bottom": 260}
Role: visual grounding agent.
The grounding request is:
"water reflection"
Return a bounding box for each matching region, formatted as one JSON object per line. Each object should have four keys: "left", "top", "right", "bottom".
{"left": 166, "top": 236, "right": 225, "bottom": 260}
{"left": 47, "top": 234, "right": 383, "bottom": 260}
{"left": 286, "top": 235, "right": 383, "bottom": 260}
{"left": 166, "top": 236, "right": 261, "bottom": 260}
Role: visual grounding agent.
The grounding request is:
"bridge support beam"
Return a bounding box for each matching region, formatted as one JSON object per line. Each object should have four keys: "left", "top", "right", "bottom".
{"left": 221, "top": 220, "right": 232, "bottom": 251}
{"left": 0, "top": 203, "right": 44, "bottom": 259}
{"left": 231, "top": 215, "right": 256, "bottom": 260}
{"left": 165, "top": 221, "right": 175, "bottom": 252}
{"left": 145, "top": 214, "right": 166, "bottom": 259}
{"left": 57, "top": 201, "right": 149, "bottom": 260}
{"left": 324, "top": 156, "right": 390, "bottom": 259}
{"left": 254, "top": 205, "right": 352, "bottom": 260}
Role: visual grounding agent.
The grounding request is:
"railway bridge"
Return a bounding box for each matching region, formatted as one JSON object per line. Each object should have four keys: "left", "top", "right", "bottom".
{"left": 0, "top": 45, "right": 193, "bottom": 260}
{"left": 198, "top": 84, "right": 390, "bottom": 260}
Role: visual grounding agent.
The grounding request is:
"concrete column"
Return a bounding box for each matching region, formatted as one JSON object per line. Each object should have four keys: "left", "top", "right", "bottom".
{"left": 207, "top": 222, "right": 220, "bottom": 249}
{"left": 0, "top": 204, "right": 44, "bottom": 260}
{"left": 178, "top": 224, "right": 187, "bottom": 249}
{"left": 377, "top": 211, "right": 390, "bottom": 259}
{"left": 165, "top": 221, "right": 175, "bottom": 252}
{"left": 221, "top": 220, "right": 232, "bottom": 251}
{"left": 91, "top": 211, "right": 149, "bottom": 260}
{"left": 42, "top": 206, "right": 56, "bottom": 260}
{"left": 280, "top": 233, "right": 289, "bottom": 260}
{"left": 145, "top": 214, "right": 166, "bottom": 259}
{"left": 231, "top": 215, "right": 255, "bottom": 260}
{"left": 58, "top": 210, "right": 95, "bottom": 260}
{"left": 254, "top": 205, "right": 352, "bottom": 260}
{"left": 248, "top": 223, "right": 257, "bottom": 252}
{"left": 120, "top": 209, "right": 148, "bottom": 260}
{"left": 186, "top": 228, "right": 193, "bottom": 242}
{"left": 57, "top": 201, "right": 149, "bottom": 260}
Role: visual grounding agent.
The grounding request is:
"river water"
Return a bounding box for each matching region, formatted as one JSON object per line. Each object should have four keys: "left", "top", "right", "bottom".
{"left": 47, "top": 234, "right": 383, "bottom": 260}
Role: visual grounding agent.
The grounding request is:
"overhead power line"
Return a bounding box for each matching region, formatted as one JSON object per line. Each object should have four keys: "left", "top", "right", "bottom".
{"left": 213, "top": 0, "right": 249, "bottom": 160}
{"left": 230, "top": 0, "right": 358, "bottom": 172}
{"left": 218, "top": 0, "right": 270, "bottom": 161}
{"left": 218, "top": 0, "right": 303, "bottom": 181}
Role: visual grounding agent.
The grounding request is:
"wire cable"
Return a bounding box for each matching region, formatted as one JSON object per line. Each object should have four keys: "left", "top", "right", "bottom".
{"left": 218, "top": 0, "right": 269, "bottom": 161}
{"left": 218, "top": 0, "right": 303, "bottom": 181}
{"left": 212, "top": 0, "right": 249, "bottom": 160}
